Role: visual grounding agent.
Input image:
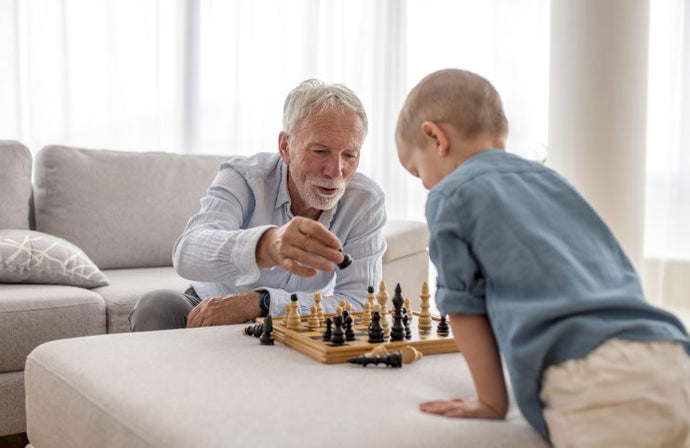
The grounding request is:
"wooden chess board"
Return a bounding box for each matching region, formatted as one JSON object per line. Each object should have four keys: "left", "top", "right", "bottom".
{"left": 263, "top": 312, "right": 458, "bottom": 364}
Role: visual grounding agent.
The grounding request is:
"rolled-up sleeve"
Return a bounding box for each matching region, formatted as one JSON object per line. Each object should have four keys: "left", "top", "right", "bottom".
{"left": 426, "top": 191, "right": 486, "bottom": 316}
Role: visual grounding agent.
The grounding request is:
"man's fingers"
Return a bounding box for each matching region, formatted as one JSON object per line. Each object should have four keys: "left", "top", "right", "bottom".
{"left": 295, "top": 218, "right": 341, "bottom": 250}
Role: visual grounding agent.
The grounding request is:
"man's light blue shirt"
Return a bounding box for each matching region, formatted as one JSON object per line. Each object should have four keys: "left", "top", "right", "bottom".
{"left": 426, "top": 149, "right": 690, "bottom": 439}
{"left": 173, "top": 152, "right": 387, "bottom": 315}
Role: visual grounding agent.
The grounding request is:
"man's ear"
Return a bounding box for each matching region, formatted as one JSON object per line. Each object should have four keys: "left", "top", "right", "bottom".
{"left": 278, "top": 132, "right": 291, "bottom": 164}
{"left": 420, "top": 121, "right": 450, "bottom": 156}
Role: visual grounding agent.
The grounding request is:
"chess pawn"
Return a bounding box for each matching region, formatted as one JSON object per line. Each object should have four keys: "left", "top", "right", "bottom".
{"left": 366, "top": 285, "right": 375, "bottom": 308}
{"left": 404, "top": 297, "right": 413, "bottom": 325}
{"left": 307, "top": 305, "right": 320, "bottom": 330}
{"left": 286, "top": 294, "right": 302, "bottom": 330}
{"left": 437, "top": 314, "right": 450, "bottom": 337}
{"left": 330, "top": 315, "right": 346, "bottom": 346}
{"left": 418, "top": 281, "right": 433, "bottom": 333}
{"left": 361, "top": 301, "right": 372, "bottom": 327}
{"left": 400, "top": 346, "right": 423, "bottom": 364}
{"left": 339, "top": 298, "right": 347, "bottom": 311}
{"left": 368, "top": 304, "right": 385, "bottom": 343}
{"left": 376, "top": 280, "right": 390, "bottom": 340}
{"left": 322, "top": 317, "right": 333, "bottom": 341}
{"left": 313, "top": 292, "right": 324, "bottom": 326}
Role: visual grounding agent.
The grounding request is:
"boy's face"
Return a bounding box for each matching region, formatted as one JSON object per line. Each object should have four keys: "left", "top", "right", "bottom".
{"left": 396, "top": 138, "right": 448, "bottom": 190}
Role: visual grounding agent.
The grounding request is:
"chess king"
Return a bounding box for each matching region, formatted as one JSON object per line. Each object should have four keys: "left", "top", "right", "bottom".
{"left": 129, "top": 80, "right": 387, "bottom": 331}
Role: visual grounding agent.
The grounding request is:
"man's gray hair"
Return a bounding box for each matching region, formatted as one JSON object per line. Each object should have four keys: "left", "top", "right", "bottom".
{"left": 282, "top": 79, "right": 368, "bottom": 138}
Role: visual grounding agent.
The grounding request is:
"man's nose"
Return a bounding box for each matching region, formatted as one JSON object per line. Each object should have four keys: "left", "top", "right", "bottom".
{"left": 323, "top": 153, "right": 344, "bottom": 178}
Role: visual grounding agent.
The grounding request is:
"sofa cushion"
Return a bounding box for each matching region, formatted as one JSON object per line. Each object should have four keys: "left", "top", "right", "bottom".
{"left": 0, "top": 284, "right": 105, "bottom": 373}
{"left": 34, "top": 146, "right": 230, "bottom": 269}
{"left": 0, "top": 141, "right": 32, "bottom": 230}
{"left": 0, "top": 230, "right": 109, "bottom": 288}
{"left": 94, "top": 267, "right": 191, "bottom": 333}
{"left": 382, "top": 220, "right": 429, "bottom": 262}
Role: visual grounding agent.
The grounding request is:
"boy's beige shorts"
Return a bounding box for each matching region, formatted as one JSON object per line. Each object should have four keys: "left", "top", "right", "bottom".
{"left": 540, "top": 338, "right": 690, "bottom": 448}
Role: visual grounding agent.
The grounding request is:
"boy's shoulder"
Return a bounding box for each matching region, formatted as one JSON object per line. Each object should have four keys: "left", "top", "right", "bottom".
{"left": 434, "top": 149, "right": 552, "bottom": 194}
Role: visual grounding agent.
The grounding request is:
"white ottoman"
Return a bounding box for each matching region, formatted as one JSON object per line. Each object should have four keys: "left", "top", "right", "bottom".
{"left": 25, "top": 326, "right": 547, "bottom": 448}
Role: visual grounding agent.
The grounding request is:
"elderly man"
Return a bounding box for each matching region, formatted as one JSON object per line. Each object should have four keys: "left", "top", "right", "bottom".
{"left": 129, "top": 79, "right": 387, "bottom": 331}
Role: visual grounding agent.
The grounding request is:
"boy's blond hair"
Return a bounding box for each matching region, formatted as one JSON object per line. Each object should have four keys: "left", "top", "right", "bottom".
{"left": 396, "top": 68, "right": 508, "bottom": 147}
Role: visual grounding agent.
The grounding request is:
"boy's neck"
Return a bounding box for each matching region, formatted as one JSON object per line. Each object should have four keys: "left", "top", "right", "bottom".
{"left": 454, "top": 135, "right": 505, "bottom": 167}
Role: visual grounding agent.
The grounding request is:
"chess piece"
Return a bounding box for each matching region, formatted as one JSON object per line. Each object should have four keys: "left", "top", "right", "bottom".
{"left": 400, "top": 346, "right": 423, "bottom": 364}
{"left": 366, "top": 285, "right": 375, "bottom": 309}
{"left": 347, "top": 352, "right": 403, "bottom": 368}
{"left": 242, "top": 323, "right": 264, "bottom": 337}
{"left": 322, "top": 317, "right": 333, "bottom": 341}
{"left": 344, "top": 313, "right": 355, "bottom": 341}
{"left": 337, "top": 250, "right": 353, "bottom": 269}
{"left": 390, "top": 283, "right": 405, "bottom": 342}
{"left": 404, "top": 297, "right": 413, "bottom": 325}
{"left": 259, "top": 315, "right": 275, "bottom": 345}
{"left": 418, "top": 281, "right": 432, "bottom": 333}
{"left": 403, "top": 314, "right": 412, "bottom": 340}
{"left": 367, "top": 344, "right": 389, "bottom": 357}
{"left": 368, "top": 304, "right": 385, "bottom": 343}
{"left": 361, "top": 300, "right": 372, "bottom": 327}
{"left": 308, "top": 306, "right": 320, "bottom": 330}
{"left": 286, "top": 294, "right": 302, "bottom": 330}
{"left": 376, "top": 280, "right": 390, "bottom": 340}
{"left": 313, "top": 292, "right": 324, "bottom": 326}
{"left": 437, "top": 314, "right": 450, "bottom": 337}
{"left": 330, "top": 315, "right": 346, "bottom": 346}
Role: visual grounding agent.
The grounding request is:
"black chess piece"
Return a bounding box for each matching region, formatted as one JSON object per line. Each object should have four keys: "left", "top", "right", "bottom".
{"left": 403, "top": 314, "right": 412, "bottom": 340}
{"left": 322, "top": 317, "right": 333, "bottom": 341}
{"left": 259, "top": 315, "right": 274, "bottom": 345}
{"left": 437, "top": 314, "right": 450, "bottom": 337}
{"left": 390, "top": 283, "right": 405, "bottom": 342}
{"left": 368, "top": 310, "right": 384, "bottom": 343}
{"left": 330, "top": 315, "right": 345, "bottom": 346}
{"left": 337, "top": 249, "right": 353, "bottom": 269}
{"left": 347, "top": 352, "right": 403, "bottom": 368}
{"left": 242, "top": 323, "right": 264, "bottom": 337}
{"left": 345, "top": 314, "right": 355, "bottom": 341}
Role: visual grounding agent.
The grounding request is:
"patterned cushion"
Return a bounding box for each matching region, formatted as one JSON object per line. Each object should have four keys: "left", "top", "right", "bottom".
{"left": 0, "top": 230, "right": 109, "bottom": 288}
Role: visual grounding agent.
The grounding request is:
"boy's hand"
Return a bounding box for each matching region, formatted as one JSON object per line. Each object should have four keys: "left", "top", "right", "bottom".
{"left": 419, "top": 397, "right": 505, "bottom": 420}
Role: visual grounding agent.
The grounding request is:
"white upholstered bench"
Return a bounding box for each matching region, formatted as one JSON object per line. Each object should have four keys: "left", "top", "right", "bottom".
{"left": 24, "top": 326, "right": 547, "bottom": 448}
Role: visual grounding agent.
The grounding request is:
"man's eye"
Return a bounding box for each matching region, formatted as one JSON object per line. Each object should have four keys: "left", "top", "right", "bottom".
{"left": 344, "top": 152, "right": 359, "bottom": 160}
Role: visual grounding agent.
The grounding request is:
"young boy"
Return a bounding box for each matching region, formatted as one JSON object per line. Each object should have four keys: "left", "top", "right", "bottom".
{"left": 396, "top": 68, "right": 690, "bottom": 446}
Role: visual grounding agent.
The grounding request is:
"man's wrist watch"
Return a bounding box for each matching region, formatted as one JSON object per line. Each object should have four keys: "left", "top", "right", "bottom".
{"left": 258, "top": 290, "right": 270, "bottom": 317}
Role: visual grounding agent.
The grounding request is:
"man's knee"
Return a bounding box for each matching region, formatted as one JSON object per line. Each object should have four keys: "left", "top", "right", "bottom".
{"left": 129, "top": 289, "right": 193, "bottom": 332}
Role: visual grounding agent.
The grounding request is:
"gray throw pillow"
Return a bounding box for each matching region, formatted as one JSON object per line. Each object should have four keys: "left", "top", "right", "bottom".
{"left": 0, "top": 230, "right": 109, "bottom": 288}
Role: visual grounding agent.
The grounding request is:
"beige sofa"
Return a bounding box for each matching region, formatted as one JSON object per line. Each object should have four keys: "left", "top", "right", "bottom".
{"left": 0, "top": 141, "right": 430, "bottom": 436}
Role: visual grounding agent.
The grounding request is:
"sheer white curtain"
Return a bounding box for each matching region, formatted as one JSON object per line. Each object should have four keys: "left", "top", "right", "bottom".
{"left": 0, "top": 0, "right": 549, "bottom": 223}
{"left": 644, "top": 0, "right": 690, "bottom": 311}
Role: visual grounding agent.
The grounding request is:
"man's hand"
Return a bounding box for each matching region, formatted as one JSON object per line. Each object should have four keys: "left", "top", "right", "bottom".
{"left": 419, "top": 397, "right": 505, "bottom": 419}
{"left": 256, "top": 217, "right": 346, "bottom": 277}
{"left": 186, "top": 291, "right": 262, "bottom": 328}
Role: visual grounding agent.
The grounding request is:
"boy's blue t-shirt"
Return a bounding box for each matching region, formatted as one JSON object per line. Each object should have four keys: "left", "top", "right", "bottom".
{"left": 426, "top": 149, "right": 690, "bottom": 439}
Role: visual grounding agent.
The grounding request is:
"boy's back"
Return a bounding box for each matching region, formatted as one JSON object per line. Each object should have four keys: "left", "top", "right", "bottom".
{"left": 426, "top": 149, "right": 690, "bottom": 436}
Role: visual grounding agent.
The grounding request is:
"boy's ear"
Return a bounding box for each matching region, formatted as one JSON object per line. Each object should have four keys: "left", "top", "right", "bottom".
{"left": 421, "top": 121, "right": 450, "bottom": 156}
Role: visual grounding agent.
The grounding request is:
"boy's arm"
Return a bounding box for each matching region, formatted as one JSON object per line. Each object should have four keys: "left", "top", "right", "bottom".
{"left": 420, "top": 313, "right": 508, "bottom": 419}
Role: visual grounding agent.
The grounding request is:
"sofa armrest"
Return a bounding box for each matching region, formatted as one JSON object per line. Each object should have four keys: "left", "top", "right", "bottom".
{"left": 382, "top": 220, "right": 429, "bottom": 307}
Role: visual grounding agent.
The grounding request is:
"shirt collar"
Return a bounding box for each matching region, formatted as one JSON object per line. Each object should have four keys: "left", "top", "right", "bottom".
{"left": 276, "top": 160, "right": 337, "bottom": 227}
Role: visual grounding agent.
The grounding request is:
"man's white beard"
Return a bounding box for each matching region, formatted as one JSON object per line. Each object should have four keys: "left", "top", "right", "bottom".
{"left": 299, "top": 176, "right": 346, "bottom": 210}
